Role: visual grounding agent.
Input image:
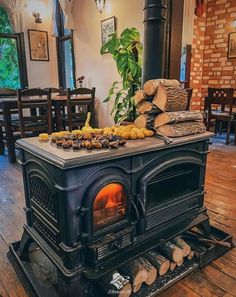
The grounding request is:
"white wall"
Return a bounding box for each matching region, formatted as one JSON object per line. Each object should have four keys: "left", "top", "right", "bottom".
{"left": 73, "top": 0, "right": 144, "bottom": 127}
{"left": 23, "top": 0, "right": 58, "bottom": 88}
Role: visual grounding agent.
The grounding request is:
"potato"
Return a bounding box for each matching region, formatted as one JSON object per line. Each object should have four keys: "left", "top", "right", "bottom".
{"left": 130, "top": 131, "right": 138, "bottom": 140}
{"left": 144, "top": 129, "right": 154, "bottom": 137}
{"left": 121, "top": 131, "right": 130, "bottom": 139}
{"left": 137, "top": 131, "right": 145, "bottom": 139}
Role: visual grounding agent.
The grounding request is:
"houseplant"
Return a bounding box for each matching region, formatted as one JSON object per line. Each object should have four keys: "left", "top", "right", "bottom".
{"left": 100, "top": 27, "right": 143, "bottom": 123}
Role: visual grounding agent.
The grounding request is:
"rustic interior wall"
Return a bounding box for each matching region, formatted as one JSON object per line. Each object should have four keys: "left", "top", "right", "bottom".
{"left": 190, "top": 0, "right": 236, "bottom": 110}
{"left": 73, "top": 0, "right": 144, "bottom": 127}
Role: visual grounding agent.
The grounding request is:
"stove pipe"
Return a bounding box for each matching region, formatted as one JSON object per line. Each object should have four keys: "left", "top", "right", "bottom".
{"left": 142, "top": 0, "right": 167, "bottom": 84}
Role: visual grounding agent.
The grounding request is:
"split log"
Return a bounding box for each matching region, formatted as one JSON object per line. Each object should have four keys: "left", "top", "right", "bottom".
{"left": 157, "top": 121, "right": 206, "bottom": 138}
{"left": 157, "top": 242, "right": 183, "bottom": 263}
{"left": 134, "top": 90, "right": 147, "bottom": 105}
{"left": 176, "top": 258, "right": 184, "bottom": 267}
{"left": 134, "top": 114, "right": 155, "bottom": 129}
{"left": 119, "top": 259, "right": 148, "bottom": 293}
{"left": 154, "top": 111, "right": 203, "bottom": 128}
{"left": 169, "top": 262, "right": 177, "bottom": 271}
{"left": 146, "top": 251, "right": 170, "bottom": 276}
{"left": 172, "top": 238, "right": 191, "bottom": 257}
{"left": 143, "top": 79, "right": 181, "bottom": 96}
{"left": 153, "top": 86, "right": 188, "bottom": 112}
{"left": 136, "top": 101, "right": 161, "bottom": 115}
{"left": 99, "top": 270, "right": 132, "bottom": 297}
{"left": 138, "top": 257, "right": 157, "bottom": 285}
{"left": 187, "top": 251, "right": 195, "bottom": 260}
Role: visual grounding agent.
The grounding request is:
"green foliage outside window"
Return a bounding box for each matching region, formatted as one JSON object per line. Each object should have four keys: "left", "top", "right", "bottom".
{"left": 0, "top": 6, "right": 20, "bottom": 89}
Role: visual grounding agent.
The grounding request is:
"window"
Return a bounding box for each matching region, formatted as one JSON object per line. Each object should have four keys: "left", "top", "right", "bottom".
{"left": 55, "top": 1, "right": 76, "bottom": 89}
{"left": 0, "top": 7, "right": 28, "bottom": 88}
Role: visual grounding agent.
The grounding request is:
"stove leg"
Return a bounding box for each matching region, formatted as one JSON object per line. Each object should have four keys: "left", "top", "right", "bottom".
{"left": 19, "top": 230, "right": 33, "bottom": 261}
{"left": 58, "top": 272, "right": 91, "bottom": 297}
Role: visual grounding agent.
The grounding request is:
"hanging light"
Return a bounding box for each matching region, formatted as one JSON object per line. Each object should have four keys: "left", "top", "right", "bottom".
{"left": 95, "top": 0, "right": 106, "bottom": 13}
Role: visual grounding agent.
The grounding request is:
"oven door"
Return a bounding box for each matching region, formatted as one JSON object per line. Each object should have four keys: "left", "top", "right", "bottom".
{"left": 136, "top": 155, "right": 205, "bottom": 233}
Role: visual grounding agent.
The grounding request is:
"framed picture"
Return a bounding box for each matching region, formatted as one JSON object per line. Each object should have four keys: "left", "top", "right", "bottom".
{"left": 28, "top": 29, "right": 49, "bottom": 61}
{"left": 101, "top": 16, "right": 116, "bottom": 49}
{"left": 228, "top": 32, "right": 236, "bottom": 59}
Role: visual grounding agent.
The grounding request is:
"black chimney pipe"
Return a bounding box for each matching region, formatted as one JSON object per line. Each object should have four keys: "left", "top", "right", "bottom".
{"left": 142, "top": 0, "right": 167, "bottom": 84}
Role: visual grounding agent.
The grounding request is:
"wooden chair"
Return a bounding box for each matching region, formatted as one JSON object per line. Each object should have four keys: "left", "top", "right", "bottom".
{"left": 205, "top": 88, "right": 235, "bottom": 145}
{"left": 0, "top": 88, "right": 18, "bottom": 155}
{"left": 65, "top": 87, "right": 95, "bottom": 131}
{"left": 16, "top": 88, "right": 52, "bottom": 138}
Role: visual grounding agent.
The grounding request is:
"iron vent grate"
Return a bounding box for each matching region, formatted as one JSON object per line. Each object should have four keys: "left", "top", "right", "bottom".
{"left": 29, "top": 176, "right": 56, "bottom": 218}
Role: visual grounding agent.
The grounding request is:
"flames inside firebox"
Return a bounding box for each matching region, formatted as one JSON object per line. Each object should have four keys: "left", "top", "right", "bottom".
{"left": 93, "top": 183, "right": 127, "bottom": 231}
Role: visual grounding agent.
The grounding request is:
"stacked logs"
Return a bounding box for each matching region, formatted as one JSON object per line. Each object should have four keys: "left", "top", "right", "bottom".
{"left": 97, "top": 237, "right": 194, "bottom": 296}
{"left": 134, "top": 79, "right": 206, "bottom": 138}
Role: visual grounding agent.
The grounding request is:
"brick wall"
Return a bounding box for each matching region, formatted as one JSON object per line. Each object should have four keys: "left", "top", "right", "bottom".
{"left": 190, "top": 0, "right": 236, "bottom": 110}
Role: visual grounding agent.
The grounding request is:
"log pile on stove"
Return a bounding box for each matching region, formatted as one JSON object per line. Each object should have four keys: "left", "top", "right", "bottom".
{"left": 134, "top": 79, "right": 206, "bottom": 138}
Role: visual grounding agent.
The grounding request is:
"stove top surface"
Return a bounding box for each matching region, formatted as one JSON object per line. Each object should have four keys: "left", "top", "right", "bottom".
{"left": 16, "top": 132, "right": 213, "bottom": 168}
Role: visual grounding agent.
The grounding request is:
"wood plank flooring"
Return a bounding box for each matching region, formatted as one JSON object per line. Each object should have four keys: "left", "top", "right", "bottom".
{"left": 0, "top": 138, "right": 235, "bottom": 297}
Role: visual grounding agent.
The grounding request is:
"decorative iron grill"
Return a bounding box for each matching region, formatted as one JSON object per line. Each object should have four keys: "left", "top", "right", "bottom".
{"left": 29, "top": 176, "right": 56, "bottom": 218}
{"left": 32, "top": 213, "right": 59, "bottom": 247}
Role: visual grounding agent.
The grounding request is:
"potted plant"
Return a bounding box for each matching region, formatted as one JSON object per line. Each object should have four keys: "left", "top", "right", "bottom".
{"left": 100, "top": 27, "right": 143, "bottom": 124}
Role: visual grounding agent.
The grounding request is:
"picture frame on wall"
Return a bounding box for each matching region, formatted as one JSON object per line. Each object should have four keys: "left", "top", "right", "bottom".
{"left": 228, "top": 32, "right": 236, "bottom": 59}
{"left": 101, "top": 16, "right": 116, "bottom": 51}
{"left": 28, "top": 29, "right": 49, "bottom": 61}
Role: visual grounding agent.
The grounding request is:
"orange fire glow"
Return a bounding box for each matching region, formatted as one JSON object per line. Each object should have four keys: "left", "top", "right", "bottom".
{"left": 93, "top": 183, "right": 126, "bottom": 231}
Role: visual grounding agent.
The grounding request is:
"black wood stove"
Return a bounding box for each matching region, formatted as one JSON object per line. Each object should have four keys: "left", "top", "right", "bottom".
{"left": 8, "top": 133, "right": 233, "bottom": 297}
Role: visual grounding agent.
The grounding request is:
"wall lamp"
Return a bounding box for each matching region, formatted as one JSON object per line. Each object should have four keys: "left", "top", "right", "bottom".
{"left": 95, "top": 0, "right": 106, "bottom": 13}
{"left": 32, "top": 11, "right": 42, "bottom": 23}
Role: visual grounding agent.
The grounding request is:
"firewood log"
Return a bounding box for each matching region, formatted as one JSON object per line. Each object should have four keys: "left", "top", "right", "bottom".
{"left": 134, "top": 90, "right": 147, "bottom": 105}
{"left": 98, "top": 270, "right": 132, "bottom": 297}
{"left": 157, "top": 121, "right": 206, "bottom": 138}
{"left": 169, "top": 262, "right": 177, "bottom": 271}
{"left": 176, "top": 258, "right": 184, "bottom": 267}
{"left": 172, "top": 238, "right": 191, "bottom": 257}
{"left": 146, "top": 251, "right": 170, "bottom": 276}
{"left": 143, "top": 79, "right": 181, "bottom": 96}
{"left": 153, "top": 86, "right": 188, "bottom": 112}
{"left": 138, "top": 257, "right": 157, "bottom": 285}
{"left": 134, "top": 114, "right": 155, "bottom": 129}
{"left": 187, "top": 251, "right": 195, "bottom": 260}
{"left": 136, "top": 101, "right": 161, "bottom": 115}
{"left": 157, "top": 241, "right": 183, "bottom": 263}
{"left": 119, "top": 259, "right": 148, "bottom": 293}
{"left": 154, "top": 111, "right": 203, "bottom": 128}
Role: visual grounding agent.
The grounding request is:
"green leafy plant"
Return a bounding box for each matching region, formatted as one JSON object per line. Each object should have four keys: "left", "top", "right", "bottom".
{"left": 100, "top": 27, "right": 143, "bottom": 123}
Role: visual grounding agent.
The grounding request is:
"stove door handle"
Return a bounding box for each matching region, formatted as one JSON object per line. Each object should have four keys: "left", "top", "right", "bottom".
{"left": 131, "top": 200, "right": 140, "bottom": 221}
{"left": 137, "top": 197, "right": 145, "bottom": 218}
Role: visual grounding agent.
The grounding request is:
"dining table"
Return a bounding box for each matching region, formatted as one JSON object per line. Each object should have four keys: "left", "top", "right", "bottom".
{"left": 0, "top": 95, "right": 95, "bottom": 163}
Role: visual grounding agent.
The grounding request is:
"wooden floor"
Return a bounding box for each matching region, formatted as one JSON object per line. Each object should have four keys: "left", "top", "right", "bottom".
{"left": 0, "top": 138, "right": 236, "bottom": 297}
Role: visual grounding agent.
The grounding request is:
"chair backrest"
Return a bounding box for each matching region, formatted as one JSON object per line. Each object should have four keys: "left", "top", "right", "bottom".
{"left": 185, "top": 88, "right": 193, "bottom": 111}
{"left": 43, "top": 87, "right": 66, "bottom": 96}
{"left": 17, "top": 88, "right": 52, "bottom": 138}
{"left": 66, "top": 87, "right": 95, "bottom": 131}
{"left": 0, "top": 88, "right": 16, "bottom": 97}
{"left": 207, "top": 88, "right": 234, "bottom": 115}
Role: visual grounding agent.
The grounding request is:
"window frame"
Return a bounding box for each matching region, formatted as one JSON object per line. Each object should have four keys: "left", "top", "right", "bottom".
{"left": 55, "top": 0, "right": 76, "bottom": 89}
{"left": 0, "top": 20, "right": 28, "bottom": 88}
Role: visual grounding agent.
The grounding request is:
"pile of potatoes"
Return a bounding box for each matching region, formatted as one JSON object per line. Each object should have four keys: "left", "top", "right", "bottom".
{"left": 103, "top": 125, "right": 154, "bottom": 140}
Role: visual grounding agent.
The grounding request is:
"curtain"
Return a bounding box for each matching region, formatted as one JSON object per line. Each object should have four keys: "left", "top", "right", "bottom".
{"left": 182, "top": 0, "right": 195, "bottom": 45}
{"left": 58, "top": 0, "right": 74, "bottom": 30}
{"left": 1, "top": 0, "right": 26, "bottom": 33}
{"left": 48, "top": 0, "right": 58, "bottom": 36}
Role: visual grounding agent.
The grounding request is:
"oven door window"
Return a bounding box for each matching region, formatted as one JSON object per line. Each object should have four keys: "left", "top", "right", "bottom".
{"left": 146, "top": 163, "right": 200, "bottom": 209}
{"left": 93, "top": 183, "right": 127, "bottom": 232}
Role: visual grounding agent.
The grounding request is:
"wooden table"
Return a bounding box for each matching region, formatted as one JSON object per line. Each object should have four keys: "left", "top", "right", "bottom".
{"left": 0, "top": 95, "right": 95, "bottom": 163}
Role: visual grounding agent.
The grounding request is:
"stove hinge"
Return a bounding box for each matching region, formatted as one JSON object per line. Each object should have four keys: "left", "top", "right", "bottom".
{"left": 76, "top": 206, "right": 89, "bottom": 216}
